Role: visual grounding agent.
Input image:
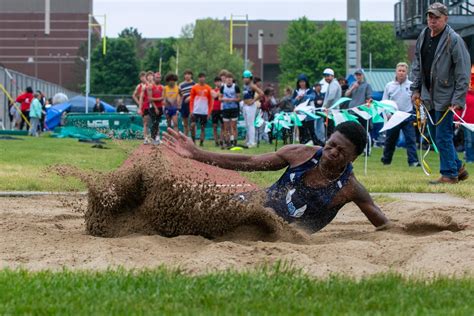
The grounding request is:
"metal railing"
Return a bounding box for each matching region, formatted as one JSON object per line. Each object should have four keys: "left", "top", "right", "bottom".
{"left": 0, "top": 65, "right": 77, "bottom": 130}
{"left": 395, "top": 0, "right": 474, "bottom": 39}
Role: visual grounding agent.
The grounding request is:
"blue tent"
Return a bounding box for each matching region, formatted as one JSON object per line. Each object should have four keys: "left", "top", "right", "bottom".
{"left": 68, "top": 95, "right": 115, "bottom": 113}
{"left": 45, "top": 95, "right": 115, "bottom": 130}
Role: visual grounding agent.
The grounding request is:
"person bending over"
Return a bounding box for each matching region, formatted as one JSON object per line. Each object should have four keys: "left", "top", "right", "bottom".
{"left": 163, "top": 121, "right": 391, "bottom": 233}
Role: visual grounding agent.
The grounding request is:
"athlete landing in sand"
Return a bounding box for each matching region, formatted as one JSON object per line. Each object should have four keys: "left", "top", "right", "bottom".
{"left": 163, "top": 121, "right": 392, "bottom": 233}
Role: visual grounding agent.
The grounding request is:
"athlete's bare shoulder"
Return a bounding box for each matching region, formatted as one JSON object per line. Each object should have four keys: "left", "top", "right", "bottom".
{"left": 277, "top": 145, "right": 321, "bottom": 167}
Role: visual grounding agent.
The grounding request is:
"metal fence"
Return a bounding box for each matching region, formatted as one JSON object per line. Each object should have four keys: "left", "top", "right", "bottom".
{"left": 0, "top": 66, "right": 77, "bottom": 130}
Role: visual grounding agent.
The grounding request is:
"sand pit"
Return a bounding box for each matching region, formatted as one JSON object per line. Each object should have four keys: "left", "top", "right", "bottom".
{"left": 1, "top": 145, "right": 473, "bottom": 278}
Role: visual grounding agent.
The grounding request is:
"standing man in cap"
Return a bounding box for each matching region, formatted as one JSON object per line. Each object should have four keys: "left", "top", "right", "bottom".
{"left": 322, "top": 68, "right": 342, "bottom": 139}
{"left": 345, "top": 68, "right": 373, "bottom": 154}
{"left": 411, "top": 2, "right": 471, "bottom": 184}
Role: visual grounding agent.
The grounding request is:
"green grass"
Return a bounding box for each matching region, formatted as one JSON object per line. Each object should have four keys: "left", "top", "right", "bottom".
{"left": 1, "top": 136, "right": 472, "bottom": 198}
{"left": 1, "top": 268, "right": 473, "bottom": 315}
{"left": 203, "top": 142, "right": 474, "bottom": 199}
{"left": 0, "top": 135, "right": 139, "bottom": 191}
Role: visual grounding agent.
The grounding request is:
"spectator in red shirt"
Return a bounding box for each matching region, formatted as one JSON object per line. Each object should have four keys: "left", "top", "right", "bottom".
{"left": 456, "top": 88, "right": 474, "bottom": 163}
{"left": 15, "top": 86, "right": 33, "bottom": 130}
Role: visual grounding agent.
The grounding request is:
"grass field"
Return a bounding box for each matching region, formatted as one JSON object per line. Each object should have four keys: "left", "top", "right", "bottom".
{"left": 0, "top": 135, "right": 139, "bottom": 191}
{"left": 1, "top": 135, "right": 472, "bottom": 199}
{"left": 1, "top": 268, "right": 473, "bottom": 315}
{"left": 1, "top": 135, "right": 474, "bottom": 314}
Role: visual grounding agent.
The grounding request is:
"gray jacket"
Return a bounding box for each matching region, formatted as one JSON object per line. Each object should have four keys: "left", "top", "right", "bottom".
{"left": 411, "top": 25, "right": 471, "bottom": 111}
{"left": 323, "top": 79, "right": 342, "bottom": 108}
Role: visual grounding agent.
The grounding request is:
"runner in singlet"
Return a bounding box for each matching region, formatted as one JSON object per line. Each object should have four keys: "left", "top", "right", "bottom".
{"left": 163, "top": 73, "right": 180, "bottom": 132}
{"left": 211, "top": 76, "right": 224, "bottom": 148}
{"left": 147, "top": 72, "right": 164, "bottom": 145}
{"left": 242, "top": 70, "right": 264, "bottom": 148}
{"left": 179, "top": 70, "right": 195, "bottom": 136}
{"left": 139, "top": 71, "right": 154, "bottom": 144}
{"left": 219, "top": 72, "right": 241, "bottom": 148}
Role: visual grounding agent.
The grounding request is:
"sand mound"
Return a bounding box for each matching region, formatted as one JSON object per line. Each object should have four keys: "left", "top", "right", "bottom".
{"left": 54, "top": 148, "right": 307, "bottom": 243}
{"left": 402, "top": 211, "right": 466, "bottom": 234}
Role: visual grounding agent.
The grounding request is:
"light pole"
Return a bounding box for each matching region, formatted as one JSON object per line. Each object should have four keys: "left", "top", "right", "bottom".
{"left": 258, "top": 29, "right": 264, "bottom": 82}
{"left": 85, "top": 14, "right": 92, "bottom": 114}
{"left": 85, "top": 14, "right": 106, "bottom": 114}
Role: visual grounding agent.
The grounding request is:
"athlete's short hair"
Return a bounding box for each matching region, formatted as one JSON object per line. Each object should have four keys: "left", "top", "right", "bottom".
{"left": 218, "top": 69, "right": 229, "bottom": 77}
{"left": 183, "top": 69, "right": 193, "bottom": 76}
{"left": 139, "top": 71, "right": 146, "bottom": 78}
{"left": 335, "top": 121, "right": 367, "bottom": 156}
{"left": 214, "top": 76, "right": 221, "bottom": 82}
{"left": 146, "top": 70, "right": 154, "bottom": 77}
{"left": 198, "top": 72, "right": 206, "bottom": 78}
{"left": 165, "top": 73, "right": 178, "bottom": 82}
{"left": 226, "top": 72, "right": 234, "bottom": 79}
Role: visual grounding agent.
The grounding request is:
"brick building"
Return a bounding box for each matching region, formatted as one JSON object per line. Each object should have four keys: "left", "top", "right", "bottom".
{"left": 0, "top": 0, "right": 98, "bottom": 91}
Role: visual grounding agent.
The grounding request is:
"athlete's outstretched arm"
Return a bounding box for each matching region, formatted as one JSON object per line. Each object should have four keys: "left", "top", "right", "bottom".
{"left": 350, "top": 179, "right": 391, "bottom": 229}
{"left": 163, "top": 128, "right": 296, "bottom": 171}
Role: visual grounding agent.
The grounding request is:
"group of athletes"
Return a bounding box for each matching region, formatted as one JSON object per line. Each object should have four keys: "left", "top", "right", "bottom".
{"left": 132, "top": 69, "right": 263, "bottom": 148}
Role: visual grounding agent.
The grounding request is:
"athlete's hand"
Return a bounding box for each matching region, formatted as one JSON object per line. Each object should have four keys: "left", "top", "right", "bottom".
{"left": 162, "top": 127, "right": 196, "bottom": 159}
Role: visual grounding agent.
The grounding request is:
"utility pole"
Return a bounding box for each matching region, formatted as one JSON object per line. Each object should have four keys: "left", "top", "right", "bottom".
{"left": 258, "top": 29, "right": 264, "bottom": 82}
{"left": 85, "top": 14, "right": 106, "bottom": 114}
{"left": 346, "top": 0, "right": 361, "bottom": 76}
{"left": 85, "top": 14, "right": 92, "bottom": 113}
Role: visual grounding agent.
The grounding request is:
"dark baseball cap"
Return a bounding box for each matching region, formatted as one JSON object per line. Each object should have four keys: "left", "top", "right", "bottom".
{"left": 426, "top": 2, "right": 448, "bottom": 17}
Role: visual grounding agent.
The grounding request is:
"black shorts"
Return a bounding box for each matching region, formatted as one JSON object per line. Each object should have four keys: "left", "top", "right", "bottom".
{"left": 191, "top": 114, "right": 208, "bottom": 126}
{"left": 180, "top": 101, "right": 190, "bottom": 118}
{"left": 222, "top": 108, "right": 239, "bottom": 121}
{"left": 142, "top": 108, "right": 150, "bottom": 116}
{"left": 211, "top": 110, "right": 223, "bottom": 124}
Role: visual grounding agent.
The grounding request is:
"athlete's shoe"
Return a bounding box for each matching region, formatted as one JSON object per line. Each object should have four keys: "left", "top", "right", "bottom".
{"left": 143, "top": 137, "right": 151, "bottom": 145}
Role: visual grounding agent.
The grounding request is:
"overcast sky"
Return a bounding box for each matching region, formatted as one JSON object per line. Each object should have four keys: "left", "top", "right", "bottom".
{"left": 94, "top": 0, "right": 398, "bottom": 38}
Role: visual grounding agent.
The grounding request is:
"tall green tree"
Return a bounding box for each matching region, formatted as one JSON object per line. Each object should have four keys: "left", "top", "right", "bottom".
{"left": 169, "top": 19, "right": 245, "bottom": 84}
{"left": 313, "top": 20, "right": 346, "bottom": 79}
{"left": 278, "top": 17, "right": 319, "bottom": 87}
{"left": 142, "top": 38, "right": 177, "bottom": 74}
{"left": 91, "top": 37, "right": 140, "bottom": 94}
{"left": 361, "top": 22, "right": 408, "bottom": 69}
{"left": 119, "top": 27, "right": 147, "bottom": 59}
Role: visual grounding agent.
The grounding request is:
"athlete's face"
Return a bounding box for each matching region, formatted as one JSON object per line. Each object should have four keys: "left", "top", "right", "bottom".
{"left": 154, "top": 74, "right": 161, "bottom": 84}
{"left": 184, "top": 73, "right": 192, "bottom": 81}
{"left": 225, "top": 77, "right": 233, "bottom": 85}
{"left": 140, "top": 75, "right": 146, "bottom": 84}
{"left": 214, "top": 80, "right": 222, "bottom": 88}
{"left": 146, "top": 74, "right": 154, "bottom": 83}
{"left": 243, "top": 77, "right": 251, "bottom": 84}
{"left": 198, "top": 76, "right": 206, "bottom": 84}
{"left": 168, "top": 80, "right": 175, "bottom": 87}
{"left": 322, "top": 132, "right": 357, "bottom": 166}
